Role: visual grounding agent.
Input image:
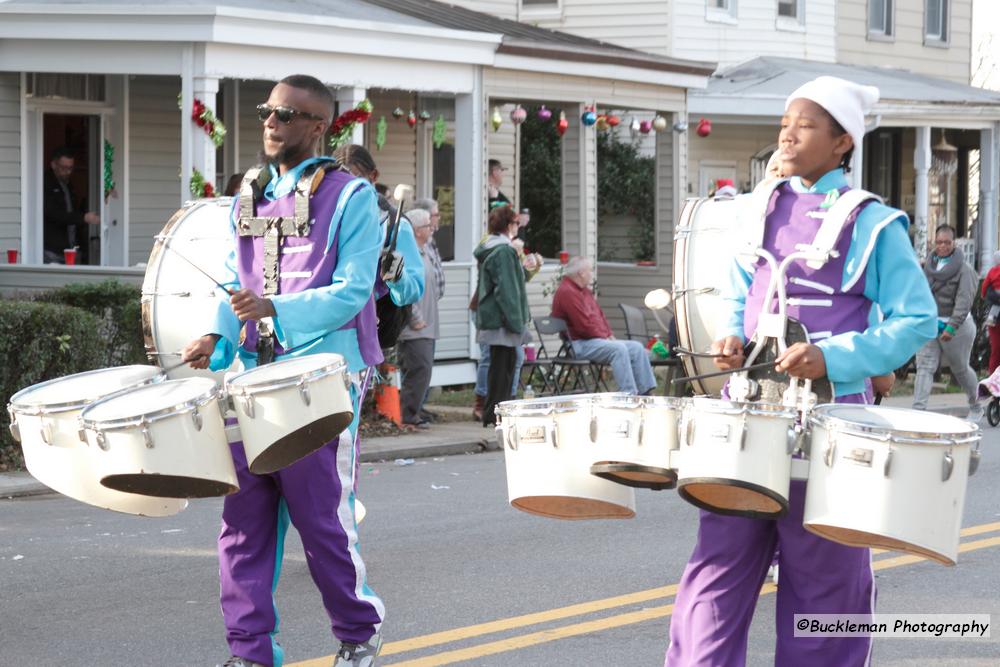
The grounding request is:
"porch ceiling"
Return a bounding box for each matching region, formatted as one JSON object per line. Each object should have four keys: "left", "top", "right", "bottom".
{"left": 690, "top": 56, "right": 1000, "bottom": 124}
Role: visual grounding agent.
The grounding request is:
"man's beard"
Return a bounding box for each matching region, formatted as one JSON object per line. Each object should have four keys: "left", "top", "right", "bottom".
{"left": 265, "top": 138, "right": 312, "bottom": 165}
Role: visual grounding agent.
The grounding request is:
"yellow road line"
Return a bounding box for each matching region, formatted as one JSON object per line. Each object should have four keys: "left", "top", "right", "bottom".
{"left": 287, "top": 526, "right": 1000, "bottom": 667}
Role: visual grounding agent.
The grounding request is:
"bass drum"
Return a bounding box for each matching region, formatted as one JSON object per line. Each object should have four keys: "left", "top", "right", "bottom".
{"left": 142, "top": 198, "right": 240, "bottom": 380}
{"left": 672, "top": 197, "right": 749, "bottom": 396}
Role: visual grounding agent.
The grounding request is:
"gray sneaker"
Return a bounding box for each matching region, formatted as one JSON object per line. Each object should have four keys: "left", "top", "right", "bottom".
{"left": 217, "top": 657, "right": 266, "bottom": 667}
{"left": 333, "top": 630, "right": 383, "bottom": 667}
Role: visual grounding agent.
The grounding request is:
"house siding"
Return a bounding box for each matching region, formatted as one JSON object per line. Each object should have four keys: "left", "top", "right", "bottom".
{"left": 837, "top": 0, "right": 972, "bottom": 84}
{"left": 686, "top": 123, "right": 778, "bottom": 195}
{"left": 671, "top": 0, "right": 836, "bottom": 69}
{"left": 0, "top": 73, "right": 20, "bottom": 250}
{"left": 449, "top": 0, "right": 518, "bottom": 21}
{"left": 365, "top": 90, "right": 418, "bottom": 195}
{"left": 533, "top": 1, "right": 671, "bottom": 56}
{"left": 129, "top": 75, "right": 182, "bottom": 266}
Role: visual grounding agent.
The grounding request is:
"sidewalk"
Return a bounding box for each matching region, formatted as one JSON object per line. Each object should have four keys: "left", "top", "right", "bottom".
{"left": 0, "top": 394, "right": 976, "bottom": 499}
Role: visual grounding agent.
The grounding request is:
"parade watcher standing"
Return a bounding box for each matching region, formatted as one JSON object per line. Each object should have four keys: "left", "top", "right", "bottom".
{"left": 182, "top": 74, "right": 385, "bottom": 667}
{"left": 43, "top": 147, "right": 99, "bottom": 264}
{"left": 665, "top": 76, "right": 936, "bottom": 666}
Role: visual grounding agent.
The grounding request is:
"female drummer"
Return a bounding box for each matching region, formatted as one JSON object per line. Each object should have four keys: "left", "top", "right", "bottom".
{"left": 664, "top": 76, "right": 937, "bottom": 666}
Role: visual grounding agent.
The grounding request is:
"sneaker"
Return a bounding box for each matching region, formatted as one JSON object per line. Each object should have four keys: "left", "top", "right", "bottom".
{"left": 333, "top": 630, "right": 382, "bottom": 667}
{"left": 217, "top": 657, "right": 266, "bottom": 667}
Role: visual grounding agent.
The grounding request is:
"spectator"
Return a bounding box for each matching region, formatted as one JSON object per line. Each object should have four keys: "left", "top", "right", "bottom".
{"left": 475, "top": 206, "right": 530, "bottom": 426}
{"left": 412, "top": 198, "right": 446, "bottom": 301}
{"left": 551, "top": 256, "right": 656, "bottom": 395}
{"left": 487, "top": 159, "right": 511, "bottom": 211}
{"left": 223, "top": 173, "right": 243, "bottom": 197}
{"left": 396, "top": 208, "right": 440, "bottom": 430}
{"left": 43, "top": 147, "right": 99, "bottom": 264}
{"left": 981, "top": 251, "right": 1000, "bottom": 373}
{"left": 912, "top": 225, "right": 982, "bottom": 418}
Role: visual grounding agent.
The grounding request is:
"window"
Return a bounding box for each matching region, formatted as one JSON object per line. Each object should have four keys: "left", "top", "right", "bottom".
{"left": 707, "top": 0, "right": 737, "bottom": 22}
{"left": 868, "top": 0, "right": 893, "bottom": 37}
{"left": 926, "top": 0, "right": 948, "bottom": 43}
{"left": 26, "top": 74, "right": 106, "bottom": 102}
{"left": 777, "top": 0, "right": 799, "bottom": 19}
{"left": 521, "top": 0, "right": 558, "bottom": 7}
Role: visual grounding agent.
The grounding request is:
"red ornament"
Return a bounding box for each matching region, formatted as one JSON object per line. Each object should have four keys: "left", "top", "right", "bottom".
{"left": 407, "top": 112, "right": 417, "bottom": 129}
{"left": 203, "top": 183, "right": 215, "bottom": 198}
{"left": 557, "top": 111, "right": 569, "bottom": 137}
{"left": 607, "top": 115, "right": 621, "bottom": 127}
{"left": 696, "top": 118, "right": 712, "bottom": 137}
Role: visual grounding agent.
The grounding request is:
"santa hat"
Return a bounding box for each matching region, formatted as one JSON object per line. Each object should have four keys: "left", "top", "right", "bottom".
{"left": 715, "top": 178, "right": 737, "bottom": 197}
{"left": 785, "top": 76, "right": 879, "bottom": 151}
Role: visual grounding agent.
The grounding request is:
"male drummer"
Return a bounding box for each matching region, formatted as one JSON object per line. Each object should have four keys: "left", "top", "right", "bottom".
{"left": 182, "top": 74, "right": 384, "bottom": 667}
{"left": 664, "top": 76, "right": 937, "bottom": 666}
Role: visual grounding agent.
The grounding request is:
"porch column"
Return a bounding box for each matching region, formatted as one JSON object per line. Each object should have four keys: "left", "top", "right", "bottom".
{"left": 979, "top": 122, "right": 1000, "bottom": 273}
{"left": 336, "top": 86, "right": 367, "bottom": 146}
{"left": 561, "top": 103, "right": 597, "bottom": 263}
{"left": 454, "top": 70, "right": 484, "bottom": 263}
{"left": 180, "top": 47, "right": 193, "bottom": 205}
{"left": 193, "top": 76, "right": 220, "bottom": 194}
{"left": 914, "top": 125, "right": 932, "bottom": 261}
{"left": 222, "top": 79, "right": 240, "bottom": 179}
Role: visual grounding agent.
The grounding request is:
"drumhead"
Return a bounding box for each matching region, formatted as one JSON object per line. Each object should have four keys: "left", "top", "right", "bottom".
{"left": 690, "top": 396, "right": 798, "bottom": 418}
{"left": 9, "top": 366, "right": 164, "bottom": 414}
{"left": 810, "top": 404, "right": 979, "bottom": 441}
{"left": 496, "top": 393, "right": 631, "bottom": 417}
{"left": 142, "top": 199, "right": 239, "bottom": 381}
{"left": 673, "top": 196, "right": 751, "bottom": 396}
{"left": 81, "top": 377, "right": 218, "bottom": 423}
{"left": 227, "top": 353, "right": 347, "bottom": 389}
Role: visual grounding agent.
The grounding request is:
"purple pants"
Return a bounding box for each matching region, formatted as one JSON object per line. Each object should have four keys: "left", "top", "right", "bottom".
{"left": 666, "top": 394, "right": 875, "bottom": 667}
{"left": 219, "top": 428, "right": 384, "bottom": 666}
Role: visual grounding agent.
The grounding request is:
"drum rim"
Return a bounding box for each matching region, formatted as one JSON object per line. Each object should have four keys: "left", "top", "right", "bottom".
{"left": 79, "top": 377, "right": 221, "bottom": 431}
{"left": 225, "top": 353, "right": 348, "bottom": 395}
{"left": 809, "top": 404, "right": 981, "bottom": 445}
{"left": 688, "top": 397, "right": 799, "bottom": 418}
{"left": 496, "top": 392, "right": 653, "bottom": 417}
{"left": 8, "top": 366, "right": 166, "bottom": 416}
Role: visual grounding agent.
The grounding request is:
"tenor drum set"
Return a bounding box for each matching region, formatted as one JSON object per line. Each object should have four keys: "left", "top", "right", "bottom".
{"left": 497, "top": 195, "right": 983, "bottom": 567}
{"left": 7, "top": 199, "right": 358, "bottom": 517}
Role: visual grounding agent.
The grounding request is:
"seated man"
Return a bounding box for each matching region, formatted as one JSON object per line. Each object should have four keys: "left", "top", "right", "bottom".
{"left": 551, "top": 256, "right": 656, "bottom": 395}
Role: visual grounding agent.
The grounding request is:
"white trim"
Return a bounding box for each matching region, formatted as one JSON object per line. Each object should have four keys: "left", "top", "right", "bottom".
{"left": 279, "top": 271, "right": 312, "bottom": 279}
{"left": 786, "top": 297, "right": 833, "bottom": 307}
{"left": 121, "top": 74, "right": 130, "bottom": 266}
{"left": 842, "top": 211, "right": 904, "bottom": 292}
{"left": 788, "top": 276, "right": 834, "bottom": 294}
{"left": 18, "top": 72, "right": 28, "bottom": 262}
{"left": 281, "top": 244, "right": 313, "bottom": 255}
{"left": 180, "top": 44, "right": 193, "bottom": 208}
{"left": 807, "top": 330, "right": 833, "bottom": 340}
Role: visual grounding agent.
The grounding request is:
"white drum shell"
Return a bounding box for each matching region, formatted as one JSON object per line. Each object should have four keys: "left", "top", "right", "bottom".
{"left": 677, "top": 399, "right": 797, "bottom": 516}
{"left": 588, "top": 397, "right": 681, "bottom": 471}
{"left": 9, "top": 366, "right": 186, "bottom": 516}
{"left": 227, "top": 354, "right": 355, "bottom": 474}
{"left": 498, "top": 396, "right": 636, "bottom": 520}
{"left": 83, "top": 380, "right": 237, "bottom": 498}
{"left": 673, "top": 197, "right": 748, "bottom": 396}
{"left": 804, "top": 406, "right": 978, "bottom": 566}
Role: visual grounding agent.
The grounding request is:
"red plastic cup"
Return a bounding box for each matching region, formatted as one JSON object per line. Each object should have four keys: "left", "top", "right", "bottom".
{"left": 6, "top": 249, "right": 17, "bottom": 264}
{"left": 63, "top": 248, "right": 77, "bottom": 266}
{"left": 559, "top": 250, "right": 569, "bottom": 265}
{"left": 524, "top": 344, "right": 537, "bottom": 362}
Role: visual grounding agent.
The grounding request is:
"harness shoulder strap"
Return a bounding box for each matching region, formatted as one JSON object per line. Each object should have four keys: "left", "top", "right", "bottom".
{"left": 803, "top": 188, "right": 881, "bottom": 269}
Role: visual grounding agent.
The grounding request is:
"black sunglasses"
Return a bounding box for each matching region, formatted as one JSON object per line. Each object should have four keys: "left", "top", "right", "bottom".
{"left": 256, "top": 104, "right": 325, "bottom": 124}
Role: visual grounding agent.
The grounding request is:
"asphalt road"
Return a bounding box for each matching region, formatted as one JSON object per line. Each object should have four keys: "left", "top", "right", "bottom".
{"left": 2, "top": 434, "right": 999, "bottom": 666}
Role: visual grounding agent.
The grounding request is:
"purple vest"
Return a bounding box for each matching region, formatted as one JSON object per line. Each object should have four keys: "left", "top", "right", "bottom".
{"left": 236, "top": 169, "right": 383, "bottom": 366}
{"left": 744, "top": 183, "right": 873, "bottom": 345}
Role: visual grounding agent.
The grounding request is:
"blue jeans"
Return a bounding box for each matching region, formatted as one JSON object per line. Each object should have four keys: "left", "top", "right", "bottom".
{"left": 571, "top": 338, "right": 656, "bottom": 394}
{"left": 475, "top": 343, "right": 524, "bottom": 397}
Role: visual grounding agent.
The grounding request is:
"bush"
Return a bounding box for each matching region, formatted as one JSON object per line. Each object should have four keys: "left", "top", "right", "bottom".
{"left": 0, "top": 301, "right": 105, "bottom": 471}
{"left": 37, "top": 279, "right": 146, "bottom": 367}
{"left": 597, "top": 132, "right": 656, "bottom": 262}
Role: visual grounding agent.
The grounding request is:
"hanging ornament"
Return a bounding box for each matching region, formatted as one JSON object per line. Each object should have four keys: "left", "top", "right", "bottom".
{"left": 652, "top": 115, "right": 668, "bottom": 132}
{"left": 328, "top": 98, "right": 374, "bottom": 149}
{"left": 639, "top": 120, "right": 652, "bottom": 134}
{"left": 375, "top": 116, "right": 387, "bottom": 151}
{"left": 557, "top": 111, "right": 569, "bottom": 137}
{"left": 673, "top": 121, "right": 688, "bottom": 133}
{"left": 629, "top": 117, "right": 641, "bottom": 138}
{"left": 392, "top": 107, "right": 405, "bottom": 119}
{"left": 433, "top": 114, "right": 447, "bottom": 149}
{"left": 607, "top": 115, "right": 621, "bottom": 128}
{"left": 407, "top": 110, "right": 417, "bottom": 129}
{"left": 696, "top": 118, "right": 712, "bottom": 137}
{"left": 509, "top": 105, "right": 527, "bottom": 125}
{"left": 491, "top": 106, "right": 503, "bottom": 132}
{"left": 581, "top": 105, "right": 597, "bottom": 127}
{"left": 537, "top": 105, "right": 553, "bottom": 122}
{"left": 419, "top": 110, "right": 432, "bottom": 122}
{"left": 103, "top": 140, "right": 116, "bottom": 201}
{"left": 595, "top": 115, "right": 609, "bottom": 132}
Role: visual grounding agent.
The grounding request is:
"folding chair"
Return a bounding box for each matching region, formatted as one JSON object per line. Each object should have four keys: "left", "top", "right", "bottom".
{"left": 619, "top": 303, "right": 685, "bottom": 397}
{"left": 533, "top": 316, "right": 610, "bottom": 394}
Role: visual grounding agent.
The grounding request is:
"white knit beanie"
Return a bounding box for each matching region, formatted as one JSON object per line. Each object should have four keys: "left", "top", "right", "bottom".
{"left": 785, "top": 76, "right": 880, "bottom": 151}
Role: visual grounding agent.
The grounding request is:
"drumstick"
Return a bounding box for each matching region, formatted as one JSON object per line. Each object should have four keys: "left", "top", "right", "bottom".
{"left": 161, "top": 354, "right": 207, "bottom": 374}
{"left": 162, "top": 244, "right": 235, "bottom": 296}
{"left": 671, "top": 360, "right": 777, "bottom": 385}
{"left": 673, "top": 347, "right": 726, "bottom": 359}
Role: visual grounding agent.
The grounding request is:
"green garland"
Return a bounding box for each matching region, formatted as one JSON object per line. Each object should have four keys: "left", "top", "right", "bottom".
{"left": 188, "top": 168, "right": 215, "bottom": 198}
{"left": 103, "top": 140, "right": 115, "bottom": 200}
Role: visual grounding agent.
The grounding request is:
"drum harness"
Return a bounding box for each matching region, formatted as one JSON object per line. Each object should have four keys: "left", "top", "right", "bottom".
{"left": 236, "top": 162, "right": 336, "bottom": 365}
{"left": 729, "top": 184, "right": 881, "bottom": 449}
